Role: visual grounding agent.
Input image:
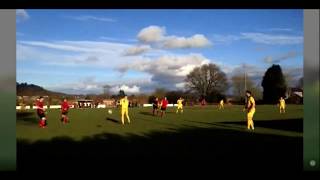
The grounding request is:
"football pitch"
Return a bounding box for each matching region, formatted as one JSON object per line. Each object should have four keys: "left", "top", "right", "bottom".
{"left": 17, "top": 105, "right": 303, "bottom": 171}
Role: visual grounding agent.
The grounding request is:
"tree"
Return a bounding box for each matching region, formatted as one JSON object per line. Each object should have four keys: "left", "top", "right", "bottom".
{"left": 183, "top": 90, "right": 198, "bottom": 105}
{"left": 103, "top": 84, "right": 112, "bottom": 96}
{"left": 165, "top": 90, "right": 184, "bottom": 104}
{"left": 297, "top": 77, "right": 303, "bottom": 89}
{"left": 261, "top": 64, "right": 287, "bottom": 104}
{"left": 250, "top": 84, "right": 263, "bottom": 101}
{"left": 148, "top": 95, "right": 156, "bottom": 104}
{"left": 284, "top": 73, "right": 293, "bottom": 87}
{"left": 206, "top": 90, "right": 226, "bottom": 103}
{"left": 231, "top": 74, "right": 255, "bottom": 101}
{"left": 118, "top": 90, "right": 126, "bottom": 98}
{"left": 152, "top": 88, "right": 167, "bottom": 98}
{"left": 185, "top": 63, "right": 229, "bottom": 98}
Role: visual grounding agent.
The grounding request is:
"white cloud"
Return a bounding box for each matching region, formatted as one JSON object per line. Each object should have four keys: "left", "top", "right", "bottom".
{"left": 84, "top": 56, "right": 99, "bottom": 63}
{"left": 16, "top": 9, "right": 29, "bottom": 22}
{"left": 211, "top": 34, "right": 241, "bottom": 45}
{"left": 137, "top": 25, "right": 166, "bottom": 43}
{"left": 162, "top": 34, "right": 211, "bottom": 49}
{"left": 263, "top": 51, "right": 299, "bottom": 64}
{"left": 136, "top": 25, "right": 211, "bottom": 50}
{"left": 99, "top": 36, "right": 119, "bottom": 41}
{"left": 17, "top": 40, "right": 134, "bottom": 68}
{"left": 65, "top": 15, "right": 116, "bottom": 22}
{"left": 175, "top": 82, "right": 186, "bottom": 89}
{"left": 241, "top": 32, "right": 303, "bottom": 45}
{"left": 123, "top": 45, "right": 151, "bottom": 56}
{"left": 211, "top": 32, "right": 303, "bottom": 45}
{"left": 264, "top": 56, "right": 273, "bottom": 64}
{"left": 230, "top": 64, "right": 266, "bottom": 80}
{"left": 47, "top": 76, "right": 105, "bottom": 94}
{"left": 19, "top": 40, "right": 129, "bottom": 54}
{"left": 110, "top": 85, "right": 140, "bottom": 94}
{"left": 283, "top": 67, "right": 303, "bottom": 80}
{"left": 267, "top": 28, "right": 293, "bottom": 32}
{"left": 117, "top": 53, "right": 211, "bottom": 89}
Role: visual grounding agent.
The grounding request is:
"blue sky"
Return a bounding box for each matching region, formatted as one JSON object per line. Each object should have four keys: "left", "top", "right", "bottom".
{"left": 16, "top": 9, "right": 303, "bottom": 95}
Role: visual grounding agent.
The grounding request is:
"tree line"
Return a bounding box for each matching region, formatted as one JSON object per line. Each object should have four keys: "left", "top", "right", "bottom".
{"left": 17, "top": 63, "right": 303, "bottom": 106}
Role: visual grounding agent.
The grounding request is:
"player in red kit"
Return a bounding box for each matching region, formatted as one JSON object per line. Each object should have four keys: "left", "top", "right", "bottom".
{"left": 201, "top": 98, "right": 206, "bottom": 108}
{"left": 160, "top": 97, "right": 169, "bottom": 117}
{"left": 36, "top": 96, "right": 47, "bottom": 128}
{"left": 60, "top": 98, "right": 70, "bottom": 124}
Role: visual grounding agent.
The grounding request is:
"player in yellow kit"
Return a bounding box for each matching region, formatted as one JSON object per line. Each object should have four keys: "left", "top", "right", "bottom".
{"left": 279, "top": 97, "right": 286, "bottom": 114}
{"left": 218, "top": 99, "right": 224, "bottom": 110}
{"left": 244, "top": 90, "right": 255, "bottom": 130}
{"left": 120, "top": 96, "right": 130, "bottom": 125}
{"left": 176, "top": 97, "right": 184, "bottom": 114}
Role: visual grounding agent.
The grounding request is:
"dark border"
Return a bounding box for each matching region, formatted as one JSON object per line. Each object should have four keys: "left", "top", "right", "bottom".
{"left": 8, "top": 0, "right": 320, "bottom": 9}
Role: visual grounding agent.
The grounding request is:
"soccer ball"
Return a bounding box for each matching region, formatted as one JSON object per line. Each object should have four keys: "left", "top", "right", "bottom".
{"left": 108, "top": 109, "right": 112, "bottom": 114}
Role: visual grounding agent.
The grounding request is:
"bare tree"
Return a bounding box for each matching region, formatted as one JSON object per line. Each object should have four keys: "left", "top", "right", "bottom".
{"left": 185, "top": 63, "right": 228, "bottom": 97}
{"left": 103, "top": 84, "right": 112, "bottom": 96}
{"left": 232, "top": 74, "right": 253, "bottom": 100}
{"left": 152, "top": 88, "right": 167, "bottom": 99}
{"left": 284, "top": 73, "right": 293, "bottom": 87}
{"left": 231, "top": 74, "right": 262, "bottom": 101}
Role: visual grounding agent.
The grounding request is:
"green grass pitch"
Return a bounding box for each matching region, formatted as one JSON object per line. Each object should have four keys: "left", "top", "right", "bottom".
{"left": 17, "top": 104, "right": 303, "bottom": 171}
{"left": 17, "top": 105, "right": 303, "bottom": 141}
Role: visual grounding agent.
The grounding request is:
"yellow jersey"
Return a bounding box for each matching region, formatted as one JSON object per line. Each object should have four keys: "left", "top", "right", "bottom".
{"left": 220, "top": 100, "right": 224, "bottom": 105}
{"left": 177, "top": 99, "right": 183, "bottom": 106}
{"left": 247, "top": 96, "right": 255, "bottom": 111}
{"left": 120, "top": 98, "right": 129, "bottom": 109}
{"left": 280, "top": 99, "right": 285, "bottom": 107}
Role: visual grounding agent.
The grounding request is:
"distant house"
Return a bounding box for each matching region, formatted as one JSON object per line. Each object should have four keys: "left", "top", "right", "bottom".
{"left": 103, "top": 99, "right": 116, "bottom": 107}
{"left": 286, "top": 87, "right": 303, "bottom": 104}
{"left": 77, "top": 99, "right": 94, "bottom": 108}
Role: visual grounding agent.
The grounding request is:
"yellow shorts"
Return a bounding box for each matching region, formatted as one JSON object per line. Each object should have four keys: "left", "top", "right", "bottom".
{"left": 121, "top": 108, "right": 128, "bottom": 114}
{"left": 177, "top": 106, "right": 183, "bottom": 109}
{"left": 247, "top": 109, "right": 255, "bottom": 118}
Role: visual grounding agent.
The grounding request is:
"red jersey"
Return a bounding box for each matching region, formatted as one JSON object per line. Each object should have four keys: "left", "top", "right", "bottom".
{"left": 36, "top": 100, "right": 44, "bottom": 114}
{"left": 201, "top": 99, "right": 206, "bottom": 106}
{"left": 61, "top": 102, "right": 69, "bottom": 112}
{"left": 161, "top": 99, "right": 168, "bottom": 108}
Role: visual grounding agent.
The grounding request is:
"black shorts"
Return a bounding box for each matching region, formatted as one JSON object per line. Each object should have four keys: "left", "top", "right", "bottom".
{"left": 37, "top": 113, "right": 46, "bottom": 119}
{"left": 153, "top": 105, "right": 158, "bottom": 109}
{"left": 62, "top": 111, "right": 68, "bottom": 115}
{"left": 161, "top": 107, "right": 166, "bottom": 111}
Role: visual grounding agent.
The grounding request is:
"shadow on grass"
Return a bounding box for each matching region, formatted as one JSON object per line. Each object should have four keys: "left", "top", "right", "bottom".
{"left": 140, "top": 111, "right": 175, "bottom": 117}
{"left": 105, "top": 117, "right": 120, "bottom": 124}
{"left": 16, "top": 111, "right": 38, "bottom": 124}
{"left": 221, "top": 118, "right": 303, "bottom": 132}
{"left": 184, "top": 118, "right": 303, "bottom": 133}
{"left": 17, "top": 125, "right": 302, "bottom": 172}
{"left": 139, "top": 111, "right": 155, "bottom": 117}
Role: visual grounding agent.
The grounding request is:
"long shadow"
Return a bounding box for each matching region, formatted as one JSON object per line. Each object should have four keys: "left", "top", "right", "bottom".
{"left": 222, "top": 118, "right": 303, "bottom": 132}
{"left": 139, "top": 111, "right": 175, "bottom": 117}
{"left": 105, "top": 117, "right": 120, "bottom": 124}
{"left": 164, "top": 111, "right": 175, "bottom": 114}
{"left": 139, "top": 111, "right": 155, "bottom": 117}
{"left": 184, "top": 118, "right": 303, "bottom": 133}
{"left": 17, "top": 125, "right": 302, "bottom": 172}
{"left": 16, "top": 111, "right": 38, "bottom": 124}
{"left": 184, "top": 119, "right": 246, "bottom": 130}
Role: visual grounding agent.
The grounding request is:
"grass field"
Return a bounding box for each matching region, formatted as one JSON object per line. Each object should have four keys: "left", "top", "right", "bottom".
{"left": 17, "top": 104, "right": 303, "bottom": 171}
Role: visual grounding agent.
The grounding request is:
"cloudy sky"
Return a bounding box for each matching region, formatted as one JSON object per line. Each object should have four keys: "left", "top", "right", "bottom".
{"left": 16, "top": 9, "right": 303, "bottom": 95}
